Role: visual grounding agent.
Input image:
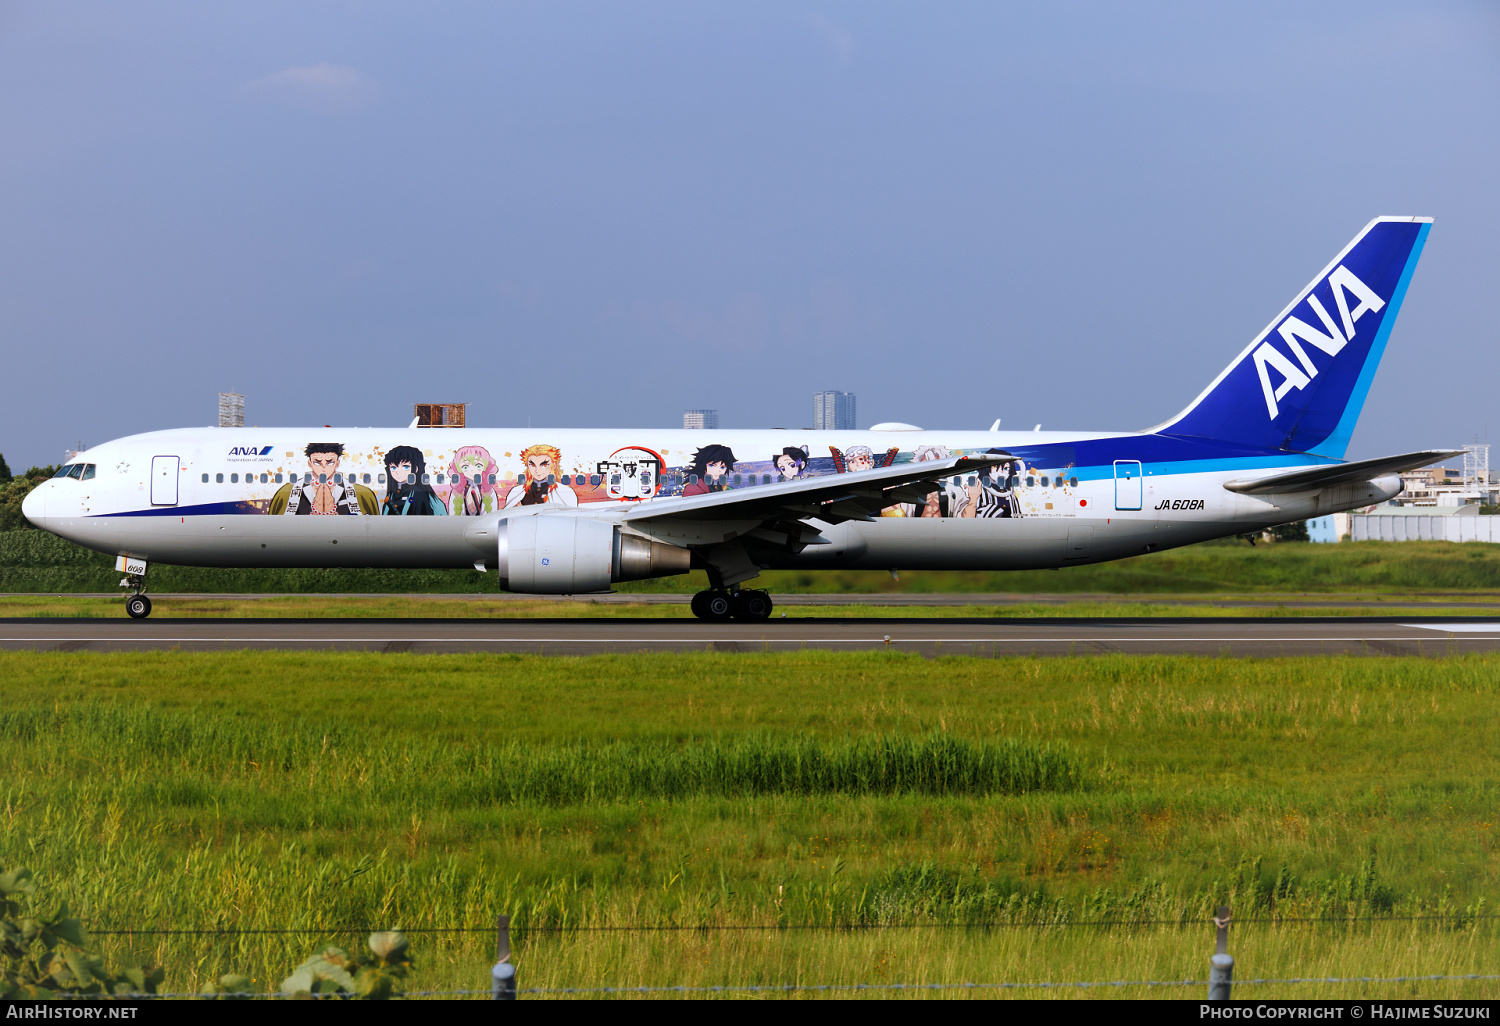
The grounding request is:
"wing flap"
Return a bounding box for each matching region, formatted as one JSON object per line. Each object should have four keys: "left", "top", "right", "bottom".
{"left": 622, "top": 453, "right": 1012, "bottom": 527}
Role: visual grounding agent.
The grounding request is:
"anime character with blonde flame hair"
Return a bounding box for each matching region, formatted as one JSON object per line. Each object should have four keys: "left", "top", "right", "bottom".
{"left": 504, "top": 443, "right": 578, "bottom": 507}
{"left": 447, "top": 444, "right": 502, "bottom": 516}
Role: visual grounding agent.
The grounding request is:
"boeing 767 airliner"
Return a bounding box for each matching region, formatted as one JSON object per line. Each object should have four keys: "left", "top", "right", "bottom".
{"left": 24, "top": 217, "right": 1454, "bottom": 620}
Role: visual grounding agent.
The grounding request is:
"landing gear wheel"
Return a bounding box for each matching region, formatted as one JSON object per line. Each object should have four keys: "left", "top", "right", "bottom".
{"left": 732, "top": 589, "right": 773, "bottom": 621}
{"left": 126, "top": 595, "right": 152, "bottom": 619}
{"left": 693, "top": 590, "right": 733, "bottom": 621}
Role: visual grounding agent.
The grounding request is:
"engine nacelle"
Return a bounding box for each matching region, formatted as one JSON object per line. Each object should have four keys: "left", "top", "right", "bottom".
{"left": 495, "top": 515, "right": 691, "bottom": 594}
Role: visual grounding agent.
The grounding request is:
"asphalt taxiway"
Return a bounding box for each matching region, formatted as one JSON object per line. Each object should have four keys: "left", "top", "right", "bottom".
{"left": 5, "top": 616, "right": 1500, "bottom": 657}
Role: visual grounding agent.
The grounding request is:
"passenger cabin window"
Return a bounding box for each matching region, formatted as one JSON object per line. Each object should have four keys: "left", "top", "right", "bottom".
{"left": 261, "top": 473, "right": 269, "bottom": 484}
{"left": 304, "top": 473, "right": 313, "bottom": 483}
{"left": 435, "top": 474, "right": 444, "bottom": 484}
{"left": 363, "top": 474, "right": 371, "bottom": 484}
{"left": 378, "top": 474, "right": 386, "bottom": 484}
{"left": 421, "top": 474, "right": 430, "bottom": 484}
{"left": 216, "top": 473, "right": 224, "bottom": 484}
{"left": 733, "top": 474, "right": 742, "bottom": 486}
{"left": 590, "top": 474, "right": 601, "bottom": 486}
{"left": 275, "top": 474, "right": 283, "bottom": 483}
{"left": 202, "top": 474, "right": 209, "bottom": 483}
{"left": 1025, "top": 476, "right": 1034, "bottom": 487}
{"left": 1040, "top": 476, "right": 1049, "bottom": 487}
{"left": 487, "top": 474, "right": 496, "bottom": 485}
{"left": 1069, "top": 476, "right": 1078, "bottom": 487}
{"left": 231, "top": 473, "right": 239, "bottom": 483}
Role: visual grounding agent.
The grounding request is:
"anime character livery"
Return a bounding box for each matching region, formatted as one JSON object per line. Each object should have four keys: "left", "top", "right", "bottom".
{"left": 448, "top": 445, "right": 502, "bottom": 515}
{"left": 271, "top": 443, "right": 378, "bottom": 516}
{"left": 506, "top": 444, "right": 578, "bottom": 507}
{"left": 27, "top": 218, "right": 1452, "bottom": 623}
{"left": 382, "top": 445, "right": 447, "bottom": 516}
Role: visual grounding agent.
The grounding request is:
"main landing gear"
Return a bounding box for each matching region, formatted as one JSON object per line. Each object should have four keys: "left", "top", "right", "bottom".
{"left": 690, "top": 588, "right": 773, "bottom": 621}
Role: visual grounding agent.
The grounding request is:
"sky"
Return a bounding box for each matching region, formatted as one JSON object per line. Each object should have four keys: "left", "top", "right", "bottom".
{"left": 1, "top": 1, "right": 1497, "bottom": 470}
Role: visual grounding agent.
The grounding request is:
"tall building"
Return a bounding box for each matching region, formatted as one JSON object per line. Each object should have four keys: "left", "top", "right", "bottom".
{"left": 813, "top": 391, "right": 856, "bottom": 431}
{"left": 683, "top": 409, "right": 719, "bottom": 430}
{"left": 218, "top": 392, "right": 244, "bottom": 428}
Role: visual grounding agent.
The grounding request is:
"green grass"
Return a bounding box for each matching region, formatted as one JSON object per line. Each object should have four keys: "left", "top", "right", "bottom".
{"left": 3, "top": 650, "right": 1499, "bottom": 997}
{"left": 9, "top": 528, "right": 1500, "bottom": 595}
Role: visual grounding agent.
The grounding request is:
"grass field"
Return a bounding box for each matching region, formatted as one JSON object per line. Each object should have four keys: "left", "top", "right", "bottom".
{"left": 9, "top": 528, "right": 1500, "bottom": 596}
{"left": 3, "top": 650, "right": 1498, "bottom": 998}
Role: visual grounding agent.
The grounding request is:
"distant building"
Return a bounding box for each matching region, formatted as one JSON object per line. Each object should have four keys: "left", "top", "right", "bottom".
{"left": 683, "top": 409, "right": 719, "bottom": 430}
{"left": 218, "top": 392, "right": 244, "bottom": 428}
{"left": 814, "top": 391, "right": 856, "bottom": 431}
{"left": 414, "top": 403, "right": 466, "bottom": 428}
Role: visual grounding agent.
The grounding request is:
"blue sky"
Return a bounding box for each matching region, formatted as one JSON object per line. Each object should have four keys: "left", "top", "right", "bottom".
{"left": 1, "top": 1, "right": 1497, "bottom": 469}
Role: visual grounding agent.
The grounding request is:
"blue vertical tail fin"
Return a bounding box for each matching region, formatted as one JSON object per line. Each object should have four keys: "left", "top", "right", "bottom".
{"left": 1154, "top": 216, "right": 1431, "bottom": 459}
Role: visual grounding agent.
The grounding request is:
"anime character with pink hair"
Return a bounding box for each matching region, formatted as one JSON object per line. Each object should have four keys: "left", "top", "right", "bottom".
{"left": 446, "top": 444, "right": 502, "bottom": 516}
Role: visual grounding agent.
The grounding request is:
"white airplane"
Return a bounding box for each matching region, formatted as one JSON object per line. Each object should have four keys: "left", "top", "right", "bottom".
{"left": 25, "top": 217, "right": 1454, "bottom": 620}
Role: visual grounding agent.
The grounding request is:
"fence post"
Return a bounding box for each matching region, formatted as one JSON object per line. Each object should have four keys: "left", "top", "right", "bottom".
{"left": 1208, "top": 905, "right": 1233, "bottom": 1001}
{"left": 492, "top": 914, "right": 516, "bottom": 1000}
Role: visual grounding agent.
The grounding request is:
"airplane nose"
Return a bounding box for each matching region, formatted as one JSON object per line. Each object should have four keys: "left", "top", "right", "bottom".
{"left": 21, "top": 481, "right": 47, "bottom": 525}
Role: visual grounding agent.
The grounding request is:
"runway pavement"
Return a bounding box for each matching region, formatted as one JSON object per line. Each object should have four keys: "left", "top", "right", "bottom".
{"left": 5, "top": 616, "right": 1500, "bottom": 656}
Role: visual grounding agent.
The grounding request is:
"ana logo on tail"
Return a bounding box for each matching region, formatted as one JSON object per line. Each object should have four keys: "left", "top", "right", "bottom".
{"left": 1253, "top": 265, "right": 1385, "bottom": 420}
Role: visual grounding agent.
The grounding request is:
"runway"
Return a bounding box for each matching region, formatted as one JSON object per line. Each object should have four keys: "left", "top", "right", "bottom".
{"left": 5, "top": 616, "right": 1500, "bottom": 657}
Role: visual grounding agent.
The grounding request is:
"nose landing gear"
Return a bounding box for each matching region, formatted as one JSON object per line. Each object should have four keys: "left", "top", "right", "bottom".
{"left": 117, "top": 557, "right": 151, "bottom": 618}
{"left": 690, "top": 588, "right": 773, "bottom": 621}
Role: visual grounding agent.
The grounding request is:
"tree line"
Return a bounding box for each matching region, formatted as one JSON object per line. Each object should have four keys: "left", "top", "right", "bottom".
{"left": 0, "top": 453, "right": 58, "bottom": 532}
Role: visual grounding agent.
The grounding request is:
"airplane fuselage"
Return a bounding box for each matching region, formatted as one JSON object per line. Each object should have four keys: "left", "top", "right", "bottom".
{"left": 24, "top": 425, "right": 1399, "bottom": 576}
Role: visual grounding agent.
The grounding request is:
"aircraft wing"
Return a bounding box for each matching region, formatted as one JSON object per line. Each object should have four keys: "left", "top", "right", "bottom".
{"left": 620, "top": 452, "right": 1014, "bottom": 527}
{"left": 1222, "top": 450, "right": 1463, "bottom": 495}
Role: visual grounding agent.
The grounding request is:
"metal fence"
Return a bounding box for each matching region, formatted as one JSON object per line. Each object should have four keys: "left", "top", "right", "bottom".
{"left": 1351, "top": 514, "right": 1500, "bottom": 542}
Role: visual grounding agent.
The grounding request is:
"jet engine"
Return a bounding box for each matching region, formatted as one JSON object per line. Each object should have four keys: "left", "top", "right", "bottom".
{"left": 494, "top": 515, "right": 691, "bottom": 593}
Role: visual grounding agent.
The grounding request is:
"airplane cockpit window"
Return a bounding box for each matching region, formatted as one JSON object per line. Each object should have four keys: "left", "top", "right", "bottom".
{"left": 81, "top": 465, "right": 95, "bottom": 480}
{"left": 51, "top": 465, "right": 72, "bottom": 478}
{"left": 67, "top": 464, "right": 85, "bottom": 479}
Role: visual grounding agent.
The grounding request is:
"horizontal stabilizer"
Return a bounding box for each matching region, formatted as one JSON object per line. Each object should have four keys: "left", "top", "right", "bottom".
{"left": 1223, "top": 450, "right": 1462, "bottom": 495}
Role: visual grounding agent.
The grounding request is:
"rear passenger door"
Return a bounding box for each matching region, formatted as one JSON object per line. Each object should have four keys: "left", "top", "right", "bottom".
{"left": 1113, "top": 460, "right": 1142, "bottom": 511}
